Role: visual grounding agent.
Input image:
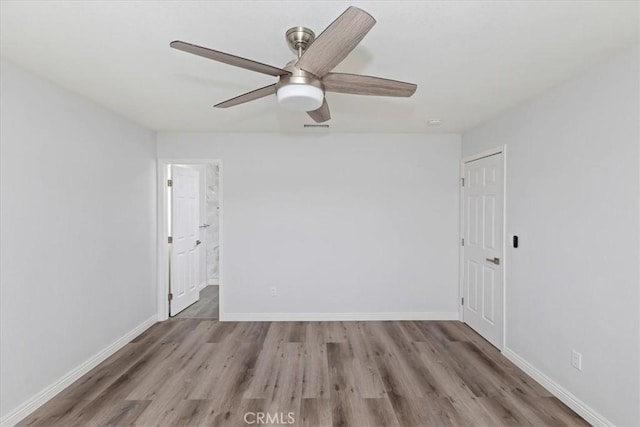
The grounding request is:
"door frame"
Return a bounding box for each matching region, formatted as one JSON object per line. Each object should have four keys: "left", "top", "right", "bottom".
{"left": 157, "top": 158, "right": 223, "bottom": 321}
{"left": 458, "top": 145, "right": 507, "bottom": 350}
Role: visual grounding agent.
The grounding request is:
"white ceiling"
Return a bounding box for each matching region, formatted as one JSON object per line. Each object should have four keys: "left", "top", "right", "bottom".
{"left": 1, "top": 1, "right": 637, "bottom": 133}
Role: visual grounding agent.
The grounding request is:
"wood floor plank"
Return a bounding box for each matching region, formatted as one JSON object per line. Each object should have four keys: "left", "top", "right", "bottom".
{"left": 300, "top": 398, "right": 332, "bottom": 426}
{"left": 454, "top": 340, "right": 548, "bottom": 399}
{"left": 326, "top": 343, "right": 353, "bottom": 394}
{"left": 161, "top": 399, "right": 217, "bottom": 427}
{"left": 266, "top": 343, "right": 305, "bottom": 415}
{"left": 302, "top": 323, "right": 330, "bottom": 399}
{"left": 129, "top": 343, "right": 219, "bottom": 425}
{"left": 324, "top": 321, "right": 348, "bottom": 343}
{"left": 160, "top": 318, "right": 203, "bottom": 343}
{"left": 365, "top": 322, "right": 438, "bottom": 398}
{"left": 20, "top": 320, "right": 589, "bottom": 427}
{"left": 206, "top": 341, "right": 261, "bottom": 403}
{"left": 126, "top": 323, "right": 216, "bottom": 400}
{"left": 57, "top": 343, "right": 148, "bottom": 402}
{"left": 384, "top": 392, "right": 428, "bottom": 427}
{"left": 129, "top": 319, "right": 174, "bottom": 344}
{"left": 205, "top": 321, "right": 242, "bottom": 343}
{"left": 242, "top": 323, "right": 288, "bottom": 399}
{"left": 90, "top": 399, "right": 151, "bottom": 427}
{"left": 17, "top": 398, "right": 90, "bottom": 427}
{"left": 411, "top": 341, "right": 478, "bottom": 400}
{"left": 59, "top": 343, "right": 180, "bottom": 426}
{"left": 535, "top": 396, "right": 592, "bottom": 426}
{"left": 214, "top": 398, "right": 266, "bottom": 427}
{"left": 238, "top": 321, "right": 271, "bottom": 344}
{"left": 447, "top": 393, "right": 508, "bottom": 426}
{"left": 175, "top": 285, "right": 219, "bottom": 319}
{"left": 330, "top": 390, "right": 369, "bottom": 427}
{"left": 477, "top": 396, "right": 538, "bottom": 426}
{"left": 362, "top": 397, "right": 401, "bottom": 427}
{"left": 286, "top": 321, "right": 307, "bottom": 343}
{"left": 184, "top": 342, "right": 237, "bottom": 400}
{"left": 443, "top": 342, "right": 508, "bottom": 398}
{"left": 383, "top": 322, "right": 446, "bottom": 396}
{"left": 342, "top": 323, "right": 386, "bottom": 398}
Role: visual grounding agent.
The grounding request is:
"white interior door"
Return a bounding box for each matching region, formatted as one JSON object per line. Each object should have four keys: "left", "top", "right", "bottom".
{"left": 170, "top": 165, "right": 200, "bottom": 316}
{"left": 462, "top": 152, "right": 504, "bottom": 349}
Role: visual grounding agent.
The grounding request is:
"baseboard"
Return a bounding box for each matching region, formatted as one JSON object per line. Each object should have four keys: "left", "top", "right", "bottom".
{"left": 0, "top": 315, "right": 157, "bottom": 427}
{"left": 222, "top": 312, "right": 459, "bottom": 322}
{"left": 502, "top": 347, "right": 613, "bottom": 427}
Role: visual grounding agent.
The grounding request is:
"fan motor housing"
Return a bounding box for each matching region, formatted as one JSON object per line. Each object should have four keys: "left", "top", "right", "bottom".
{"left": 276, "top": 61, "right": 324, "bottom": 111}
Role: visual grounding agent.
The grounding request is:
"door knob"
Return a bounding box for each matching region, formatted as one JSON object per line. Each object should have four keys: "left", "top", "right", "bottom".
{"left": 196, "top": 240, "right": 202, "bottom": 246}
{"left": 486, "top": 257, "right": 500, "bottom": 265}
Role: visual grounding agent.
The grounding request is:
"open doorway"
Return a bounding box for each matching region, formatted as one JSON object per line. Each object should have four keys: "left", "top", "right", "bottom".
{"left": 157, "top": 159, "right": 222, "bottom": 321}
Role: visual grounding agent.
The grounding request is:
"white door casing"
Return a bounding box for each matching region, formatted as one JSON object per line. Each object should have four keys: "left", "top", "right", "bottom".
{"left": 197, "top": 165, "right": 207, "bottom": 289}
{"left": 170, "top": 165, "right": 200, "bottom": 315}
{"left": 462, "top": 151, "right": 504, "bottom": 349}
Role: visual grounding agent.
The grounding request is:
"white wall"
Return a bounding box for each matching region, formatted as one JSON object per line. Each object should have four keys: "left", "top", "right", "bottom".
{"left": 158, "top": 133, "right": 461, "bottom": 319}
{"left": 462, "top": 47, "right": 639, "bottom": 426}
{"left": 0, "top": 60, "right": 157, "bottom": 420}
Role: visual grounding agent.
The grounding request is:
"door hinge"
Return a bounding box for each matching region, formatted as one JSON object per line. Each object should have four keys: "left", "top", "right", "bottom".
{"left": 461, "top": 238, "right": 465, "bottom": 246}
{"left": 461, "top": 297, "right": 464, "bottom": 306}
{"left": 167, "top": 179, "right": 173, "bottom": 187}
{"left": 168, "top": 236, "right": 173, "bottom": 244}
{"left": 461, "top": 177, "right": 465, "bottom": 187}
{"left": 168, "top": 292, "right": 173, "bottom": 301}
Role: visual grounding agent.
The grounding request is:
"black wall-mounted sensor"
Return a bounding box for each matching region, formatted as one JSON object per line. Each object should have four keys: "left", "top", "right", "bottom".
{"left": 513, "top": 235, "right": 519, "bottom": 248}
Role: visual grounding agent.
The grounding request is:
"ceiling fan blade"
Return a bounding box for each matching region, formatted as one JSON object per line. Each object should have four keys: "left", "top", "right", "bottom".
{"left": 307, "top": 99, "right": 331, "bottom": 123}
{"left": 170, "top": 41, "right": 290, "bottom": 77}
{"left": 323, "top": 73, "right": 417, "bottom": 97}
{"left": 214, "top": 84, "right": 277, "bottom": 108}
{"left": 295, "top": 7, "right": 376, "bottom": 78}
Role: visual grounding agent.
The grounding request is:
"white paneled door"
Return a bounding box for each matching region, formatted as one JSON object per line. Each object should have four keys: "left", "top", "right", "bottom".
{"left": 462, "top": 152, "right": 504, "bottom": 349}
{"left": 170, "top": 165, "right": 201, "bottom": 316}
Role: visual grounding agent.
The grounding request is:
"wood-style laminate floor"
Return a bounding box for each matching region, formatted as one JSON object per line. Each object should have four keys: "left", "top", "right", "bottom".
{"left": 19, "top": 320, "right": 588, "bottom": 427}
{"left": 175, "top": 286, "right": 219, "bottom": 320}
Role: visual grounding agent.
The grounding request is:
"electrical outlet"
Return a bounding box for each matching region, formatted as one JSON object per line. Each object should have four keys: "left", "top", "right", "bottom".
{"left": 571, "top": 350, "right": 582, "bottom": 371}
{"left": 270, "top": 286, "right": 277, "bottom": 297}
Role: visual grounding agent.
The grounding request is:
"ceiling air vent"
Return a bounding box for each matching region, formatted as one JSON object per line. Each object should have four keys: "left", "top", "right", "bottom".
{"left": 303, "top": 124, "right": 330, "bottom": 128}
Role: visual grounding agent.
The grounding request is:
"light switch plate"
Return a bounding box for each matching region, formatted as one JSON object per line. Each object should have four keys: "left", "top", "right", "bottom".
{"left": 571, "top": 350, "right": 582, "bottom": 371}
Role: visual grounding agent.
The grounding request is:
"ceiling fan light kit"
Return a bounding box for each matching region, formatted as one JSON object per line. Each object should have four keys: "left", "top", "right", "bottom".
{"left": 170, "top": 6, "right": 417, "bottom": 122}
{"left": 276, "top": 84, "right": 324, "bottom": 111}
{"left": 277, "top": 27, "right": 323, "bottom": 112}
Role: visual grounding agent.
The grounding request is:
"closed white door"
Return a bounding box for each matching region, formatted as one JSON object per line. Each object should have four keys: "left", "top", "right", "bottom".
{"left": 170, "top": 165, "right": 201, "bottom": 316}
{"left": 462, "top": 152, "right": 504, "bottom": 349}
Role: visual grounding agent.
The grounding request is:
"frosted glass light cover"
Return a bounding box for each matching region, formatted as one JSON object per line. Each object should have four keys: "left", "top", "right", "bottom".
{"left": 276, "top": 84, "right": 324, "bottom": 112}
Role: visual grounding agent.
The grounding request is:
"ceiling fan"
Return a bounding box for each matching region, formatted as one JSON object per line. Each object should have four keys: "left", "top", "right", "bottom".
{"left": 170, "top": 6, "right": 417, "bottom": 123}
